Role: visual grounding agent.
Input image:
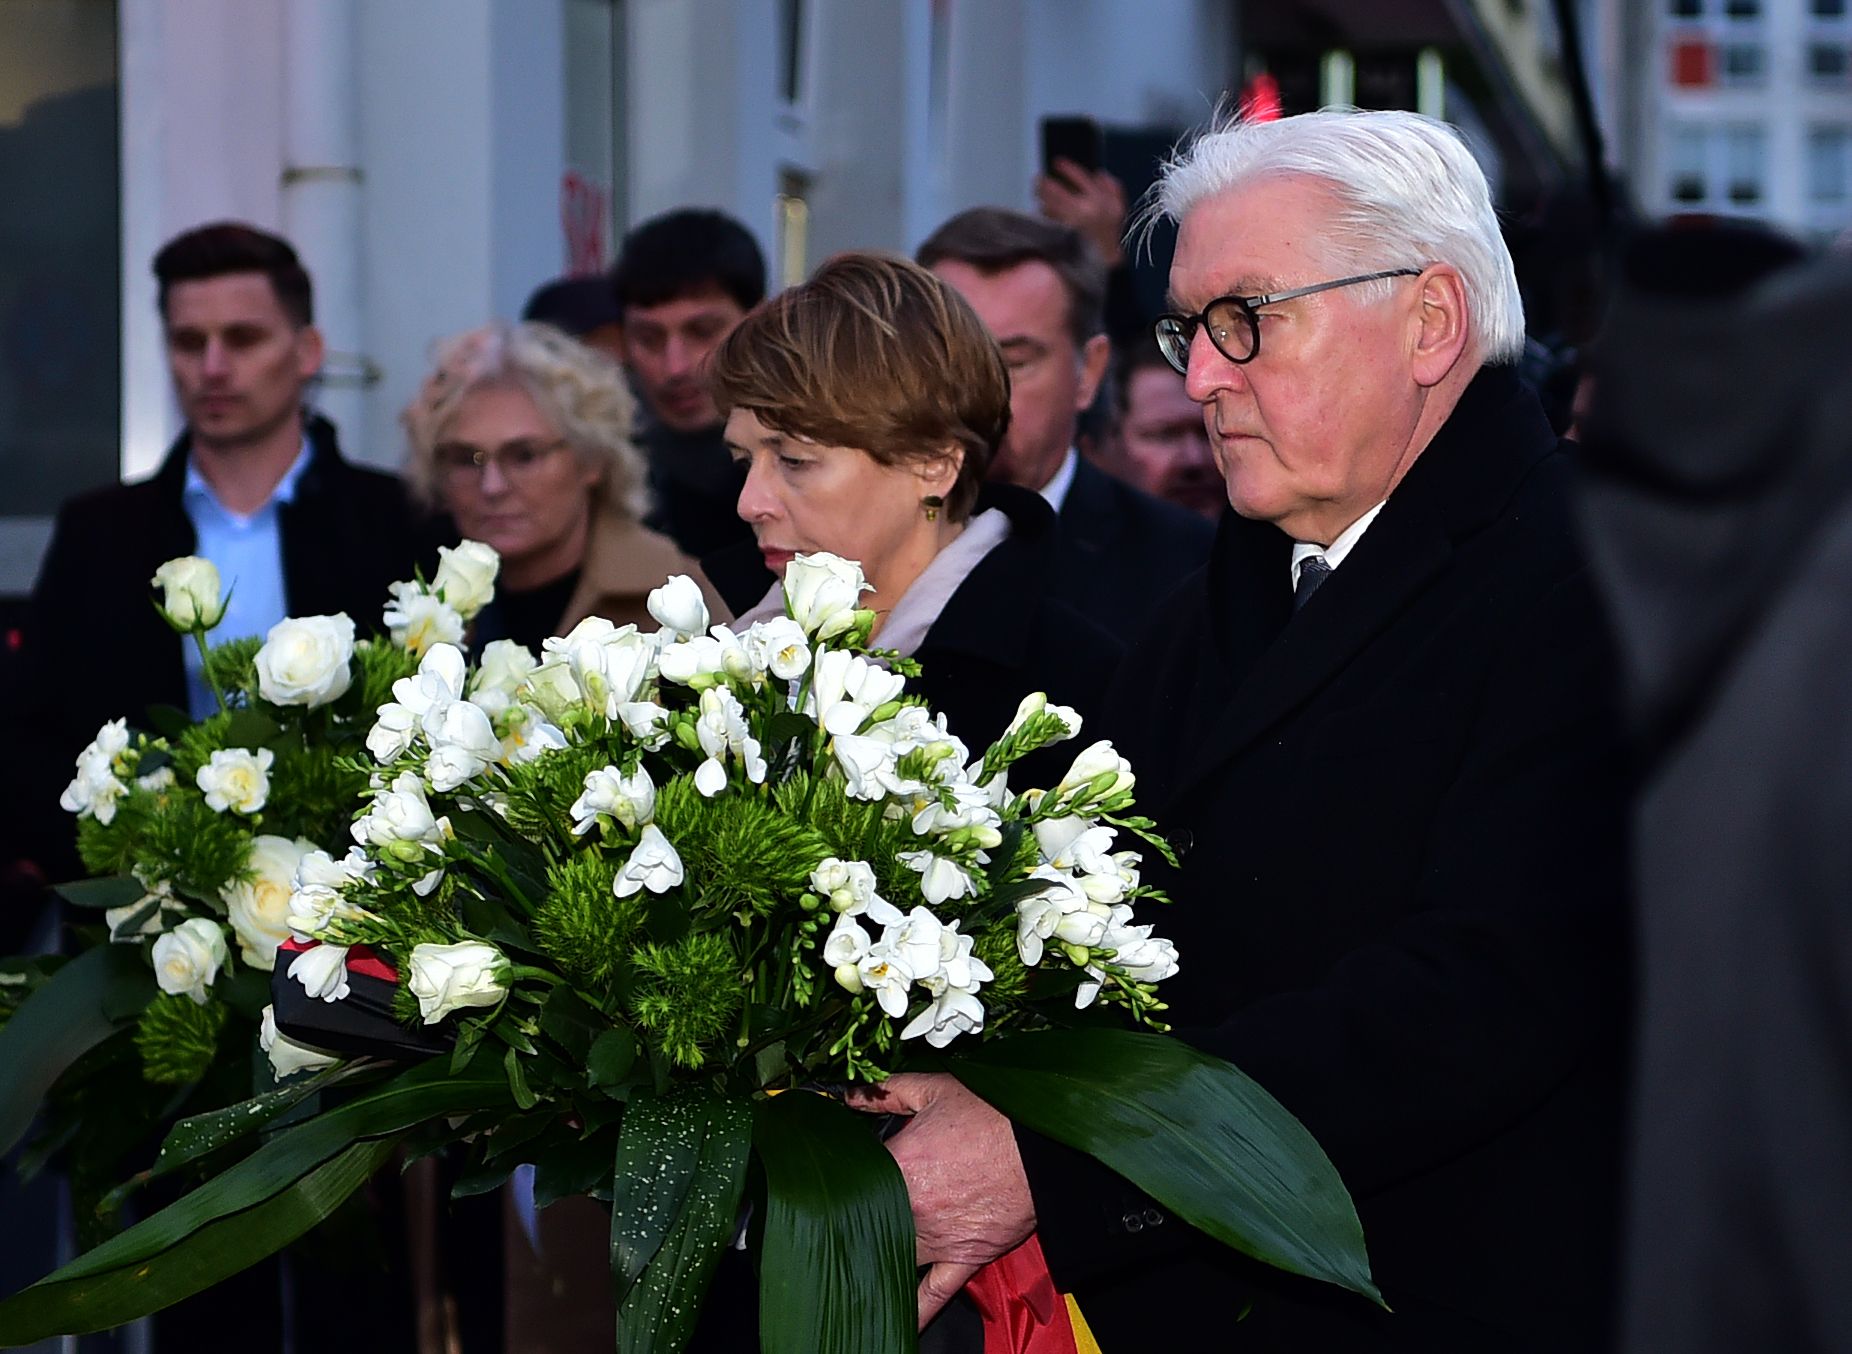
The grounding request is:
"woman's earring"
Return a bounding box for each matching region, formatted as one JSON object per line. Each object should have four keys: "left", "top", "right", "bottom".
{"left": 922, "top": 494, "right": 944, "bottom": 523}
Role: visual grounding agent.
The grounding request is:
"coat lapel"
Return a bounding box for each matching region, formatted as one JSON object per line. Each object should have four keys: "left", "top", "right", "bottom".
{"left": 1157, "top": 367, "right": 1556, "bottom": 815}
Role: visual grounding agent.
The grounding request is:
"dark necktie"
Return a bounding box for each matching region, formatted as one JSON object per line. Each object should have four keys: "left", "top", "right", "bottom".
{"left": 1294, "top": 554, "right": 1332, "bottom": 612}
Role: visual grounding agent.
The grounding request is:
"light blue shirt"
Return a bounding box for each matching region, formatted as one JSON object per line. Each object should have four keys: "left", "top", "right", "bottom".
{"left": 181, "top": 438, "right": 314, "bottom": 717}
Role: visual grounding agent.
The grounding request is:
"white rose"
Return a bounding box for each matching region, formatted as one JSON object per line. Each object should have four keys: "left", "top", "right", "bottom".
{"left": 151, "top": 918, "right": 229, "bottom": 1005}
{"left": 287, "top": 942, "right": 351, "bottom": 1002}
{"left": 570, "top": 765, "right": 656, "bottom": 836}
{"left": 613, "top": 824, "right": 684, "bottom": 898}
{"left": 406, "top": 940, "right": 508, "bottom": 1024}
{"left": 222, "top": 834, "right": 316, "bottom": 969}
{"left": 151, "top": 556, "right": 226, "bottom": 631}
{"left": 783, "top": 552, "right": 869, "bottom": 640}
{"left": 431, "top": 540, "right": 500, "bottom": 619}
{"left": 256, "top": 614, "right": 356, "bottom": 707}
{"left": 260, "top": 1004, "right": 341, "bottom": 1077}
{"left": 195, "top": 747, "right": 275, "bottom": 815}
{"left": 472, "top": 639, "right": 538, "bottom": 699}
{"left": 647, "top": 574, "right": 711, "bottom": 639}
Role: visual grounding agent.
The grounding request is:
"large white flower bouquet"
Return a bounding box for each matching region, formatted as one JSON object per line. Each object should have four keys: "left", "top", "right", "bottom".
{"left": 0, "top": 553, "right": 1378, "bottom": 1353}
{"left": 0, "top": 542, "right": 501, "bottom": 1239}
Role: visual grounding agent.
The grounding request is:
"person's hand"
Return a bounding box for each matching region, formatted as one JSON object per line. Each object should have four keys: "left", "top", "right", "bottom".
{"left": 1035, "top": 160, "right": 1129, "bottom": 267}
{"left": 850, "top": 1073, "right": 1037, "bottom": 1328}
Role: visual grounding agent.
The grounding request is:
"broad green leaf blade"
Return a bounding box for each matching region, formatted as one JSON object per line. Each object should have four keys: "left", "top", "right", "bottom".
{"left": 951, "top": 1028, "right": 1380, "bottom": 1305}
{"left": 753, "top": 1091, "right": 915, "bottom": 1354}
{"left": 49, "top": 1057, "right": 509, "bottom": 1284}
{"left": 52, "top": 877, "right": 146, "bottom": 910}
{"left": 611, "top": 1086, "right": 750, "bottom": 1354}
{"left": 0, "top": 945, "right": 154, "bottom": 1156}
{"left": 149, "top": 1061, "right": 366, "bottom": 1179}
{"left": 0, "top": 1137, "right": 397, "bottom": 1343}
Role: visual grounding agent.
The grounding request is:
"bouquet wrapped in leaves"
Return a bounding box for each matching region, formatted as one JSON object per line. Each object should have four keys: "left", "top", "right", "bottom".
{"left": 0, "top": 542, "right": 500, "bottom": 1234}
{"left": 0, "top": 552, "right": 1378, "bottom": 1353}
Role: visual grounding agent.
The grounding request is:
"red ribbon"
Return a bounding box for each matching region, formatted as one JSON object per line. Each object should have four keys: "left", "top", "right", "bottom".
{"left": 277, "top": 937, "right": 399, "bottom": 984}
{"left": 963, "top": 1233, "right": 1080, "bottom": 1354}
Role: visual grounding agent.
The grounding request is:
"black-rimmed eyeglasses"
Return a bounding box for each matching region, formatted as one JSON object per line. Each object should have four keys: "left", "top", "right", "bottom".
{"left": 1153, "top": 269, "right": 1423, "bottom": 373}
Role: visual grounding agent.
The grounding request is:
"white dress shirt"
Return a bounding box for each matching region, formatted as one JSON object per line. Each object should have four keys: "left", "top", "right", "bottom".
{"left": 1289, "top": 501, "right": 1386, "bottom": 594}
{"left": 1038, "top": 448, "right": 1080, "bottom": 512}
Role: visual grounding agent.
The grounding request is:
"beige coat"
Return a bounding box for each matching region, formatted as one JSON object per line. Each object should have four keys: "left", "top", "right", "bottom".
{"left": 554, "top": 491, "right": 728, "bottom": 634}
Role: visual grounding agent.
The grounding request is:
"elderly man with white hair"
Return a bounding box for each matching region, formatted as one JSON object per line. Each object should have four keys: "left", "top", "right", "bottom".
{"left": 859, "top": 108, "right": 1628, "bottom": 1352}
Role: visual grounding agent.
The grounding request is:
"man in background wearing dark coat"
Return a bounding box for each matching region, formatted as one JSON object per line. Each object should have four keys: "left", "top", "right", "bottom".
{"left": 918, "top": 209, "right": 1213, "bottom": 624}
{"left": 866, "top": 110, "right": 1629, "bottom": 1352}
{"left": 1577, "top": 225, "right": 1852, "bottom": 1354}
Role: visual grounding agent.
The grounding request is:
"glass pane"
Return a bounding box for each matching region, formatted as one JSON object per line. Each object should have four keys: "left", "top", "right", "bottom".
{"left": 1724, "top": 0, "right": 1760, "bottom": 16}
{"left": 0, "top": 0, "right": 120, "bottom": 520}
{"left": 1811, "top": 43, "right": 1849, "bottom": 79}
{"left": 1814, "top": 0, "right": 1847, "bottom": 15}
{"left": 1722, "top": 43, "right": 1765, "bottom": 82}
{"left": 563, "top": 0, "right": 621, "bottom": 272}
{"left": 1669, "top": 0, "right": 1704, "bottom": 15}
{"left": 1726, "top": 125, "right": 1765, "bottom": 202}
{"left": 778, "top": 0, "right": 806, "bottom": 105}
{"left": 1809, "top": 128, "right": 1848, "bottom": 201}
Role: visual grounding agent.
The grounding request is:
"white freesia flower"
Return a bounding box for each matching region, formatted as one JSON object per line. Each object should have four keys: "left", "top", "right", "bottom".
{"left": 431, "top": 540, "right": 500, "bottom": 619}
{"left": 897, "top": 850, "right": 979, "bottom": 906}
{"left": 1076, "top": 907, "right": 1180, "bottom": 1008}
{"left": 151, "top": 556, "right": 226, "bottom": 631}
{"left": 136, "top": 765, "right": 176, "bottom": 793}
{"left": 1054, "top": 740, "right": 1135, "bottom": 803}
{"left": 407, "top": 941, "right": 508, "bottom": 1024}
{"left": 288, "top": 942, "right": 352, "bottom": 1002}
{"left": 550, "top": 618, "right": 654, "bottom": 716}
{"left": 423, "top": 699, "right": 502, "bottom": 791}
{"left": 807, "top": 650, "right": 906, "bottom": 737}
{"left": 496, "top": 704, "right": 568, "bottom": 765}
{"left": 472, "top": 639, "right": 538, "bottom": 699}
{"left": 352, "top": 771, "right": 449, "bottom": 862}
{"left": 255, "top": 614, "right": 356, "bottom": 707}
{"left": 523, "top": 658, "right": 585, "bottom": 723}
{"left": 832, "top": 733, "right": 901, "bottom": 801}
{"left": 692, "top": 687, "right": 767, "bottom": 797}
{"left": 783, "top": 552, "right": 868, "bottom": 641}
{"left": 222, "top": 834, "right": 315, "bottom": 969}
{"left": 900, "top": 919, "right": 994, "bottom": 1048}
{"left": 286, "top": 848, "right": 374, "bottom": 940}
{"left": 615, "top": 701, "right": 673, "bottom": 748}
{"left": 910, "top": 780, "right": 1003, "bottom": 838}
{"left": 1034, "top": 818, "right": 1119, "bottom": 875}
{"left": 1002, "top": 691, "right": 1082, "bottom": 744}
{"left": 383, "top": 581, "right": 466, "bottom": 657}
{"left": 195, "top": 747, "right": 275, "bottom": 815}
{"left": 810, "top": 857, "right": 903, "bottom": 924}
{"left": 152, "top": 917, "right": 228, "bottom": 1005}
{"left": 1014, "top": 866, "right": 1115, "bottom": 966}
{"left": 62, "top": 732, "right": 131, "bottom": 823}
{"left": 823, "top": 914, "right": 874, "bottom": 993}
{"left": 261, "top": 1004, "right": 341, "bottom": 1077}
{"left": 647, "top": 574, "right": 710, "bottom": 639}
{"left": 570, "top": 765, "right": 655, "bottom": 836}
{"left": 366, "top": 701, "right": 420, "bottom": 762}
{"left": 823, "top": 915, "right": 915, "bottom": 1017}
{"left": 613, "top": 824, "right": 684, "bottom": 897}
{"left": 741, "top": 616, "right": 811, "bottom": 682}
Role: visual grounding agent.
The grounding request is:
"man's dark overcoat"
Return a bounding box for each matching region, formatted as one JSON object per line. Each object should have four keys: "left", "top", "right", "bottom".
{"left": 1052, "top": 457, "right": 1213, "bottom": 628}
{"left": 1022, "top": 365, "right": 1630, "bottom": 1352}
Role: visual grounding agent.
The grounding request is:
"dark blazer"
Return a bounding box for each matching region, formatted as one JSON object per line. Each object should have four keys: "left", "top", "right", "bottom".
{"left": 1052, "top": 457, "right": 1214, "bottom": 626}
{"left": 9, "top": 415, "right": 438, "bottom": 877}
{"left": 1021, "top": 367, "right": 1629, "bottom": 1351}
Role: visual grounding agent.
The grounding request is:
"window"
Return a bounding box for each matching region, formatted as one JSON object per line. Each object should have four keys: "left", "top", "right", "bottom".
{"left": 1720, "top": 42, "right": 1765, "bottom": 84}
{"left": 1809, "top": 127, "right": 1850, "bottom": 202}
{"left": 1724, "top": 0, "right": 1760, "bottom": 16}
{"left": 777, "top": 0, "right": 807, "bottom": 105}
{"left": 1669, "top": 0, "right": 1703, "bottom": 15}
{"left": 1671, "top": 38, "right": 1715, "bottom": 86}
{"left": 1724, "top": 125, "right": 1765, "bottom": 204}
{"left": 1814, "top": 0, "right": 1847, "bottom": 17}
{"left": 1811, "top": 43, "right": 1851, "bottom": 82}
{"left": 1670, "top": 125, "right": 1708, "bottom": 203}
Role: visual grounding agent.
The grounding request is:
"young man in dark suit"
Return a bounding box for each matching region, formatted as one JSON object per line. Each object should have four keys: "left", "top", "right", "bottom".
{"left": 918, "top": 209, "right": 1213, "bottom": 624}
{"left": 14, "top": 223, "right": 431, "bottom": 884}
{"left": 869, "top": 111, "right": 1629, "bottom": 1351}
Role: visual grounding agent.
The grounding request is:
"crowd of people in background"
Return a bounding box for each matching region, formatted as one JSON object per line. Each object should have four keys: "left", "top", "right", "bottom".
{"left": 3, "top": 103, "right": 1849, "bottom": 1354}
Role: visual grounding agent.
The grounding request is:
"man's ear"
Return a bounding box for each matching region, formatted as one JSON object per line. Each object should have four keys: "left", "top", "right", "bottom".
{"left": 1408, "top": 267, "right": 1470, "bottom": 388}
{"left": 295, "top": 324, "right": 327, "bottom": 382}
{"left": 1075, "top": 333, "right": 1111, "bottom": 410}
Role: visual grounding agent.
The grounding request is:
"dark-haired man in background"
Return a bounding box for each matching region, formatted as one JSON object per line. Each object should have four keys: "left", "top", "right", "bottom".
{"left": 611, "top": 208, "right": 766, "bottom": 562}
{"left": 918, "top": 208, "right": 1213, "bottom": 623}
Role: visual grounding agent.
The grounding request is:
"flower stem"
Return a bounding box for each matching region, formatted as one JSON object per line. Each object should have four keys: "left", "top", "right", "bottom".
{"left": 192, "top": 628, "right": 229, "bottom": 712}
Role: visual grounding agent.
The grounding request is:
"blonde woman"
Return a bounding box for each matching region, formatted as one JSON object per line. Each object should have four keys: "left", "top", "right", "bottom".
{"left": 403, "top": 320, "right": 721, "bottom": 650}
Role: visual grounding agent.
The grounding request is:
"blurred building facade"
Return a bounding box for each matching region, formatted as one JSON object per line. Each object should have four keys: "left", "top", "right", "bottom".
{"left": 0, "top": 0, "right": 1587, "bottom": 598}
{"left": 1590, "top": 0, "right": 1852, "bottom": 238}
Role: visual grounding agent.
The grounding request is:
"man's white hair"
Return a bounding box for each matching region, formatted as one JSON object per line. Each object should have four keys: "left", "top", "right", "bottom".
{"left": 1152, "top": 108, "right": 1526, "bottom": 363}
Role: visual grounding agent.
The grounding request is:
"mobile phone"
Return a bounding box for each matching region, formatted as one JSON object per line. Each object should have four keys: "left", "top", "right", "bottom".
{"left": 1041, "top": 115, "right": 1103, "bottom": 188}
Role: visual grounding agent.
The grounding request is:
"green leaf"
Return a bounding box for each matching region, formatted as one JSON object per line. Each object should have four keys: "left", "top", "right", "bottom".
{"left": 531, "top": 1127, "right": 615, "bottom": 1208}
{"left": 144, "top": 704, "right": 193, "bottom": 739}
{"left": 450, "top": 1015, "right": 494, "bottom": 1074}
{"left": 45, "top": 1058, "right": 509, "bottom": 1286}
{"left": 0, "top": 1137, "right": 397, "bottom": 1343}
{"left": 0, "top": 945, "right": 155, "bottom": 1157}
{"left": 587, "top": 1027, "right": 638, "bottom": 1089}
{"left": 52, "top": 877, "right": 147, "bottom": 911}
{"left": 150, "top": 1061, "right": 363, "bottom": 1179}
{"left": 222, "top": 708, "right": 281, "bottom": 748}
{"left": 537, "top": 986, "right": 602, "bottom": 1063}
{"left": 753, "top": 1091, "right": 916, "bottom": 1354}
{"left": 610, "top": 1086, "right": 751, "bottom": 1353}
{"left": 504, "top": 1045, "right": 538, "bottom": 1110}
{"left": 951, "top": 1029, "right": 1381, "bottom": 1305}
